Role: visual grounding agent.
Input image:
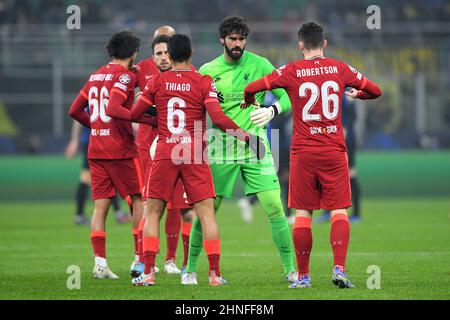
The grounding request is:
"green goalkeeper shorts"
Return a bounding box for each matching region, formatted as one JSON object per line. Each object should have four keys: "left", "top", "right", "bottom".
{"left": 209, "top": 158, "right": 281, "bottom": 198}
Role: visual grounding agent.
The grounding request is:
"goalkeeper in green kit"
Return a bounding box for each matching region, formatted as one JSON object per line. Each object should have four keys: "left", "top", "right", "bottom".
{"left": 182, "top": 16, "right": 298, "bottom": 285}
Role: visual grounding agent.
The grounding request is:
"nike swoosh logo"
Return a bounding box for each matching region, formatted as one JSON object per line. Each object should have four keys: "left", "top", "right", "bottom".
{"left": 145, "top": 75, "right": 153, "bottom": 79}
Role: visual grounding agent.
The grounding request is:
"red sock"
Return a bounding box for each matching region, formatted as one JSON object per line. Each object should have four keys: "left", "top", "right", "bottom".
{"left": 181, "top": 221, "right": 192, "bottom": 267}
{"left": 330, "top": 214, "right": 350, "bottom": 271}
{"left": 137, "top": 218, "right": 145, "bottom": 262}
{"left": 165, "top": 208, "right": 181, "bottom": 261}
{"left": 204, "top": 239, "right": 221, "bottom": 276}
{"left": 143, "top": 236, "right": 160, "bottom": 274}
{"left": 293, "top": 217, "right": 312, "bottom": 277}
{"left": 132, "top": 228, "right": 139, "bottom": 256}
{"left": 90, "top": 230, "right": 106, "bottom": 258}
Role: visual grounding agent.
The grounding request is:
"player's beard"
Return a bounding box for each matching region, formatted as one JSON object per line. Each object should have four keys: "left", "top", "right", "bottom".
{"left": 225, "top": 44, "right": 245, "bottom": 60}
{"left": 158, "top": 61, "right": 171, "bottom": 72}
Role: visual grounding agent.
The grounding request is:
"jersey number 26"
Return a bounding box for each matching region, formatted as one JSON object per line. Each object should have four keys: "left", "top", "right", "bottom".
{"left": 300, "top": 80, "right": 339, "bottom": 122}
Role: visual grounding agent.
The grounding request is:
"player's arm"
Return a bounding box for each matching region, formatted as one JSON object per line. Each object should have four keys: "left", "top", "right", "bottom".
{"left": 130, "top": 95, "right": 157, "bottom": 127}
{"left": 345, "top": 80, "right": 382, "bottom": 100}
{"left": 341, "top": 63, "right": 382, "bottom": 100}
{"left": 68, "top": 90, "right": 91, "bottom": 128}
{"left": 106, "top": 89, "right": 157, "bottom": 126}
{"left": 135, "top": 91, "right": 158, "bottom": 116}
{"left": 206, "top": 98, "right": 244, "bottom": 138}
{"left": 64, "top": 120, "right": 82, "bottom": 158}
{"left": 243, "top": 66, "right": 291, "bottom": 127}
{"left": 206, "top": 98, "right": 266, "bottom": 159}
{"left": 202, "top": 73, "right": 266, "bottom": 159}
{"left": 263, "top": 59, "right": 291, "bottom": 113}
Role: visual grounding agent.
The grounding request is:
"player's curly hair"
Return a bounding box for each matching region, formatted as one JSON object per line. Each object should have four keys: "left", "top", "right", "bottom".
{"left": 107, "top": 31, "right": 141, "bottom": 59}
{"left": 298, "top": 22, "right": 324, "bottom": 49}
{"left": 168, "top": 34, "right": 192, "bottom": 63}
{"left": 219, "top": 16, "right": 250, "bottom": 38}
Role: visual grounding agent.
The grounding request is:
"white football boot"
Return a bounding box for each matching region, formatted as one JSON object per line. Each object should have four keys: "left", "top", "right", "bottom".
{"left": 164, "top": 259, "right": 181, "bottom": 274}
{"left": 93, "top": 265, "right": 119, "bottom": 279}
{"left": 285, "top": 271, "right": 298, "bottom": 284}
{"left": 181, "top": 271, "right": 198, "bottom": 285}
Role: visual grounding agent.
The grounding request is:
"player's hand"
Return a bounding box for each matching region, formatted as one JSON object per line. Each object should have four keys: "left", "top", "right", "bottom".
{"left": 345, "top": 88, "right": 359, "bottom": 99}
{"left": 247, "top": 133, "right": 266, "bottom": 160}
{"left": 240, "top": 100, "right": 260, "bottom": 109}
{"left": 250, "top": 105, "right": 276, "bottom": 127}
{"left": 64, "top": 140, "right": 78, "bottom": 158}
{"left": 129, "top": 64, "right": 140, "bottom": 73}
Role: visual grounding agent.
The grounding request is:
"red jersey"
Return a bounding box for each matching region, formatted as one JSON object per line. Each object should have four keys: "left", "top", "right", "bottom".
{"left": 80, "top": 62, "right": 137, "bottom": 159}
{"left": 247, "top": 57, "right": 374, "bottom": 153}
{"left": 140, "top": 69, "right": 218, "bottom": 162}
{"left": 135, "top": 58, "right": 160, "bottom": 151}
{"left": 136, "top": 58, "right": 160, "bottom": 91}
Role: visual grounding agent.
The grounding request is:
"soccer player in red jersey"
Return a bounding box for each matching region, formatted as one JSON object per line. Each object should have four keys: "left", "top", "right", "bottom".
{"left": 134, "top": 29, "right": 195, "bottom": 276}
{"left": 69, "top": 31, "right": 152, "bottom": 279}
{"left": 243, "top": 22, "right": 382, "bottom": 289}
{"left": 111, "top": 34, "right": 262, "bottom": 286}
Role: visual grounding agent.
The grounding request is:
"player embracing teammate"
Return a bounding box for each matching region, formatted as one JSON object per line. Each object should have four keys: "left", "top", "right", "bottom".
{"left": 132, "top": 27, "right": 195, "bottom": 277}
{"left": 69, "top": 31, "right": 153, "bottom": 279}
{"left": 69, "top": 21, "right": 381, "bottom": 290}
{"left": 243, "top": 22, "right": 382, "bottom": 288}
{"left": 107, "top": 34, "right": 263, "bottom": 286}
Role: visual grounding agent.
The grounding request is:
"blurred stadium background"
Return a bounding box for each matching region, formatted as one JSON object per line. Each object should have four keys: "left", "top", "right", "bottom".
{"left": 0, "top": 0, "right": 449, "bottom": 300}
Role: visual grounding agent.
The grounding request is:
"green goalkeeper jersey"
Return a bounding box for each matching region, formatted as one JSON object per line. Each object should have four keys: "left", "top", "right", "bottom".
{"left": 199, "top": 51, "right": 291, "bottom": 161}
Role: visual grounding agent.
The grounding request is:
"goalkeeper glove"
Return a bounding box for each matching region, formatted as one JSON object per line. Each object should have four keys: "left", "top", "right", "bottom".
{"left": 250, "top": 104, "right": 280, "bottom": 127}
{"left": 246, "top": 133, "right": 266, "bottom": 160}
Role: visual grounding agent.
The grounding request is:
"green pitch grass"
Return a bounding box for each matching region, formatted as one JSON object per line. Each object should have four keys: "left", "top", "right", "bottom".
{"left": 0, "top": 198, "right": 449, "bottom": 300}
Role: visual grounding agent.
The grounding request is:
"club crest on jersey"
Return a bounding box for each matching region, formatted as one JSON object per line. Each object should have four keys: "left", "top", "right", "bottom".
{"left": 119, "top": 74, "right": 131, "bottom": 84}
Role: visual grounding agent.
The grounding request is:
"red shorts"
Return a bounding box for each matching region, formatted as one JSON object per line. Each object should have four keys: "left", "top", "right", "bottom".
{"left": 145, "top": 160, "right": 215, "bottom": 205}
{"left": 89, "top": 159, "right": 142, "bottom": 200}
{"left": 288, "top": 150, "right": 351, "bottom": 211}
{"left": 167, "top": 178, "right": 193, "bottom": 210}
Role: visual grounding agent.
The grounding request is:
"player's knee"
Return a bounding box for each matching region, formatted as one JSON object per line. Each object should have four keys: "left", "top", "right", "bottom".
{"left": 93, "top": 199, "right": 110, "bottom": 216}
{"left": 260, "top": 197, "right": 284, "bottom": 221}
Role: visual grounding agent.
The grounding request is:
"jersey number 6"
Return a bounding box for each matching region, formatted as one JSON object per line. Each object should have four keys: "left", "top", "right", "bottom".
{"left": 167, "top": 97, "right": 186, "bottom": 134}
